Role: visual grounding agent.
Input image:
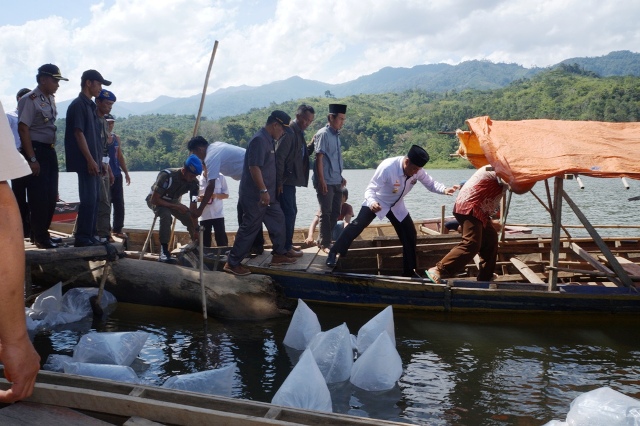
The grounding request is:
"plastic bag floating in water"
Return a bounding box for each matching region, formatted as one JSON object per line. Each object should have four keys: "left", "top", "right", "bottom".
{"left": 283, "top": 299, "right": 321, "bottom": 350}
{"left": 162, "top": 363, "right": 236, "bottom": 397}
{"left": 272, "top": 349, "right": 332, "bottom": 412}
{"left": 72, "top": 331, "right": 149, "bottom": 366}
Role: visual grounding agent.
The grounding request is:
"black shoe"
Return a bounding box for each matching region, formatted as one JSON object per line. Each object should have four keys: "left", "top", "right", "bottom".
{"left": 50, "top": 236, "right": 63, "bottom": 244}
{"left": 74, "top": 239, "right": 101, "bottom": 247}
{"left": 326, "top": 251, "right": 337, "bottom": 268}
{"left": 35, "top": 239, "right": 58, "bottom": 249}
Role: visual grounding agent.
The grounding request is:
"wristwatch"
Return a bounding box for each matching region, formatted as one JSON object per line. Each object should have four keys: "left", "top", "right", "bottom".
{"left": 29, "top": 156, "right": 37, "bottom": 163}
{"left": 259, "top": 189, "right": 268, "bottom": 194}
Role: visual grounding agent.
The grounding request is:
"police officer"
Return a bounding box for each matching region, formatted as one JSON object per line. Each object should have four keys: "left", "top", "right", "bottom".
{"left": 18, "top": 64, "right": 68, "bottom": 249}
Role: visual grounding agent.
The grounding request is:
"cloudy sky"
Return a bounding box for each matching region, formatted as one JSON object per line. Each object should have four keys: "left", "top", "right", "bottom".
{"left": 1, "top": 0, "right": 638, "bottom": 108}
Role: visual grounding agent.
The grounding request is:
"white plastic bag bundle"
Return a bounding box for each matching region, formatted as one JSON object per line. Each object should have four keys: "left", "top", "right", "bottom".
{"left": 162, "top": 363, "right": 236, "bottom": 397}
{"left": 62, "top": 287, "right": 117, "bottom": 315}
{"left": 562, "top": 386, "right": 640, "bottom": 425}
{"left": 72, "top": 331, "right": 149, "bottom": 366}
{"left": 356, "top": 305, "right": 395, "bottom": 354}
{"left": 308, "top": 323, "right": 353, "bottom": 383}
{"left": 350, "top": 331, "right": 402, "bottom": 391}
{"left": 271, "top": 349, "right": 332, "bottom": 412}
{"left": 26, "top": 283, "right": 86, "bottom": 330}
{"left": 64, "top": 361, "right": 140, "bottom": 384}
{"left": 283, "top": 299, "right": 321, "bottom": 350}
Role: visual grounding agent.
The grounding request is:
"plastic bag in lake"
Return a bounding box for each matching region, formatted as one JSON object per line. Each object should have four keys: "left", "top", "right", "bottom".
{"left": 272, "top": 349, "right": 332, "bottom": 412}
{"left": 283, "top": 299, "right": 321, "bottom": 350}
{"left": 73, "top": 331, "right": 149, "bottom": 366}
{"left": 356, "top": 305, "right": 395, "bottom": 354}
{"left": 162, "top": 363, "right": 236, "bottom": 397}
{"left": 43, "top": 354, "right": 73, "bottom": 372}
{"left": 309, "top": 323, "right": 353, "bottom": 383}
{"left": 543, "top": 386, "right": 640, "bottom": 426}
{"left": 62, "top": 287, "right": 117, "bottom": 316}
{"left": 350, "top": 331, "right": 402, "bottom": 391}
{"left": 64, "top": 361, "right": 140, "bottom": 384}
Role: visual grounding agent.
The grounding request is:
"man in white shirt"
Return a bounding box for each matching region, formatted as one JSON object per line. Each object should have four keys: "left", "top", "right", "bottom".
{"left": 326, "top": 145, "right": 458, "bottom": 276}
{"left": 7, "top": 88, "right": 31, "bottom": 237}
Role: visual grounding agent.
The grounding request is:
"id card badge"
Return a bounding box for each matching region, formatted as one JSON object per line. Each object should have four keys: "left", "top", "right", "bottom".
{"left": 102, "top": 156, "right": 110, "bottom": 164}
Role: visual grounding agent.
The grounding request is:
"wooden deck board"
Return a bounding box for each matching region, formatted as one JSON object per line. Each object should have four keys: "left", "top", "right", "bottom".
{"left": 0, "top": 401, "right": 113, "bottom": 425}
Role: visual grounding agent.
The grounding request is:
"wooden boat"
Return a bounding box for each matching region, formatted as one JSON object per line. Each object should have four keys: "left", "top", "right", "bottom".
{"left": 53, "top": 200, "right": 79, "bottom": 223}
{"left": 0, "top": 369, "right": 404, "bottom": 425}
{"left": 45, "top": 117, "right": 640, "bottom": 314}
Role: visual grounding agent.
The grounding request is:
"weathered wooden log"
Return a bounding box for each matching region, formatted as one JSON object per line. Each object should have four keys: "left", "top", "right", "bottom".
{"left": 104, "top": 258, "right": 291, "bottom": 320}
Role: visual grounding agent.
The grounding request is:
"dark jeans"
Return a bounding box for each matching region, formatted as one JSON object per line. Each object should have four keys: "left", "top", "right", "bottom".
{"left": 11, "top": 173, "right": 31, "bottom": 238}
{"left": 75, "top": 171, "right": 100, "bottom": 243}
{"left": 332, "top": 206, "right": 418, "bottom": 276}
{"left": 436, "top": 213, "right": 498, "bottom": 281}
{"left": 229, "top": 197, "right": 286, "bottom": 266}
{"left": 280, "top": 185, "right": 297, "bottom": 250}
{"left": 28, "top": 143, "right": 58, "bottom": 243}
{"left": 111, "top": 174, "right": 125, "bottom": 233}
{"left": 316, "top": 183, "right": 342, "bottom": 248}
{"left": 200, "top": 217, "right": 228, "bottom": 247}
{"left": 237, "top": 200, "right": 264, "bottom": 251}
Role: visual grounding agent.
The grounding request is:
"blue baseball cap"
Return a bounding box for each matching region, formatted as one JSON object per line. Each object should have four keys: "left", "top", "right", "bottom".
{"left": 184, "top": 154, "right": 203, "bottom": 175}
{"left": 97, "top": 89, "right": 116, "bottom": 102}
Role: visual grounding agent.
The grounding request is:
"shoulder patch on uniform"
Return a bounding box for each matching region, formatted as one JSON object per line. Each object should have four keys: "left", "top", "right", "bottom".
{"left": 29, "top": 93, "right": 37, "bottom": 100}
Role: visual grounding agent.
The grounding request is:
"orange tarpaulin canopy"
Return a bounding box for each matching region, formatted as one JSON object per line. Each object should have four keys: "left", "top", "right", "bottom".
{"left": 456, "top": 116, "right": 640, "bottom": 193}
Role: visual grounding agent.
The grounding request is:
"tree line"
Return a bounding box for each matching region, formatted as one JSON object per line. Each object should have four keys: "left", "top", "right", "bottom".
{"left": 55, "top": 65, "right": 640, "bottom": 171}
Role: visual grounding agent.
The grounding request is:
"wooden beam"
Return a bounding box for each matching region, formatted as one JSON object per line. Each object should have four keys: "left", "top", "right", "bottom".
{"left": 548, "top": 177, "right": 563, "bottom": 290}
{"left": 510, "top": 257, "right": 544, "bottom": 283}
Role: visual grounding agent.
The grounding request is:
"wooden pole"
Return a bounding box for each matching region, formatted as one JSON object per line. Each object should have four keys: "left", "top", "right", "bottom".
{"left": 139, "top": 215, "right": 158, "bottom": 260}
{"left": 199, "top": 226, "right": 207, "bottom": 320}
{"left": 193, "top": 40, "right": 219, "bottom": 137}
{"left": 440, "top": 205, "right": 445, "bottom": 234}
{"left": 547, "top": 177, "right": 563, "bottom": 291}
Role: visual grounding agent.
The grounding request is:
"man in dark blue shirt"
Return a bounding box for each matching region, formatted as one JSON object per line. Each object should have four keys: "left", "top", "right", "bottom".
{"left": 224, "top": 111, "right": 297, "bottom": 276}
{"left": 64, "top": 69, "right": 112, "bottom": 247}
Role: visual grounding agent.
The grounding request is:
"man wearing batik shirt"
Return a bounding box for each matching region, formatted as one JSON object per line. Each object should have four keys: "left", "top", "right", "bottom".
{"left": 427, "top": 165, "right": 506, "bottom": 283}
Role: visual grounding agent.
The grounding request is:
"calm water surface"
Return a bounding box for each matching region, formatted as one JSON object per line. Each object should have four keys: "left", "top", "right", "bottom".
{"left": 40, "top": 170, "right": 640, "bottom": 425}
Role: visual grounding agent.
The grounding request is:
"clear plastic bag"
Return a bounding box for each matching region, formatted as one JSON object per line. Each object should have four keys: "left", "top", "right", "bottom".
{"left": 162, "top": 363, "right": 236, "bottom": 397}
{"left": 309, "top": 323, "right": 354, "bottom": 383}
{"left": 356, "top": 305, "right": 395, "bottom": 354}
{"left": 72, "top": 331, "right": 149, "bottom": 366}
{"left": 283, "top": 299, "right": 321, "bottom": 350}
{"left": 271, "top": 349, "right": 332, "bottom": 412}
{"left": 564, "top": 387, "right": 640, "bottom": 425}
{"left": 64, "top": 361, "right": 140, "bottom": 384}
{"left": 350, "top": 331, "right": 402, "bottom": 391}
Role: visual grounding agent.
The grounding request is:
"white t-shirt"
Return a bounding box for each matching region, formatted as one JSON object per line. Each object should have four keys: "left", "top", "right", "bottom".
{"left": 205, "top": 141, "right": 245, "bottom": 181}
{"left": 0, "top": 100, "right": 30, "bottom": 181}
{"left": 199, "top": 173, "right": 228, "bottom": 221}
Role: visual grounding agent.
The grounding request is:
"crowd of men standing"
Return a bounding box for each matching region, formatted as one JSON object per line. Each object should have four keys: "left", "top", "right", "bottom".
{"left": 7, "top": 63, "right": 129, "bottom": 249}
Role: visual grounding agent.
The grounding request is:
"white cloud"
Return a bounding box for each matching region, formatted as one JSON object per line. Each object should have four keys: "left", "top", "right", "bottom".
{"left": 1, "top": 0, "right": 639, "bottom": 108}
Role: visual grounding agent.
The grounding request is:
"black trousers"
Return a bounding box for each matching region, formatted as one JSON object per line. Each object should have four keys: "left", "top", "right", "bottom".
{"left": 11, "top": 173, "right": 31, "bottom": 238}
{"left": 28, "top": 142, "right": 58, "bottom": 243}
{"left": 200, "top": 217, "right": 228, "bottom": 247}
{"left": 332, "top": 206, "right": 418, "bottom": 276}
{"left": 111, "top": 174, "right": 125, "bottom": 233}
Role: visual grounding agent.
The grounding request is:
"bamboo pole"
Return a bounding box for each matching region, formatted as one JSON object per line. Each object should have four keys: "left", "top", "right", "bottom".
{"left": 193, "top": 40, "right": 219, "bottom": 137}
{"left": 199, "top": 226, "right": 207, "bottom": 320}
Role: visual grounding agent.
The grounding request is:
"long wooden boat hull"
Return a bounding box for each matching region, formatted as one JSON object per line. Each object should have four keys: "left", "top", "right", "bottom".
{"left": 248, "top": 266, "right": 640, "bottom": 314}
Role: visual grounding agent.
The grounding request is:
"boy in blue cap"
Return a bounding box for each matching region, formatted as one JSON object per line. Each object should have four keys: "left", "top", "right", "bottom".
{"left": 146, "top": 154, "right": 202, "bottom": 263}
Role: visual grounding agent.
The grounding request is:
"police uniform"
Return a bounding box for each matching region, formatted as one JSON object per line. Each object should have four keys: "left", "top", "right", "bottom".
{"left": 146, "top": 168, "right": 199, "bottom": 245}
{"left": 17, "top": 87, "right": 59, "bottom": 246}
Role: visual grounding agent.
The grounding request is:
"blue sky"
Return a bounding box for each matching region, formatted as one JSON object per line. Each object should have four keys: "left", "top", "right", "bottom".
{"left": 1, "top": 0, "right": 638, "bottom": 108}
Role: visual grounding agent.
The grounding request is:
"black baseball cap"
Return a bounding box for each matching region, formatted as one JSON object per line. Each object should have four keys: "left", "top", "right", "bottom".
{"left": 81, "top": 69, "right": 112, "bottom": 86}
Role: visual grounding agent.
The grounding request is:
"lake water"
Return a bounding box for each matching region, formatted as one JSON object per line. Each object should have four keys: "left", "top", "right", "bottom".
{"left": 37, "top": 169, "right": 640, "bottom": 425}
{"left": 57, "top": 169, "right": 640, "bottom": 237}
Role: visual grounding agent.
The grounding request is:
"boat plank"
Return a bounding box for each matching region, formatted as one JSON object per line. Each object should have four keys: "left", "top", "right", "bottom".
{"left": 0, "top": 401, "right": 113, "bottom": 425}
{"left": 510, "top": 257, "right": 545, "bottom": 283}
{"left": 124, "top": 416, "right": 165, "bottom": 425}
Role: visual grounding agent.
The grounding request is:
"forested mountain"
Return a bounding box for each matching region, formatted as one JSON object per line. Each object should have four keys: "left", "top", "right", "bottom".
{"left": 55, "top": 64, "right": 640, "bottom": 172}
{"left": 56, "top": 51, "right": 640, "bottom": 120}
